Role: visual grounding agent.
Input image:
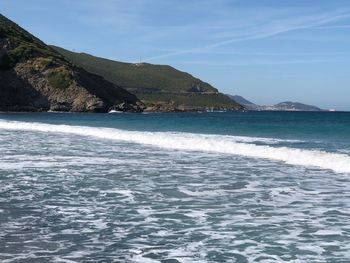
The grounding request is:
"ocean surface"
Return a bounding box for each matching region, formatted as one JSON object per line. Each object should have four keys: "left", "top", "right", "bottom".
{"left": 0, "top": 111, "right": 350, "bottom": 263}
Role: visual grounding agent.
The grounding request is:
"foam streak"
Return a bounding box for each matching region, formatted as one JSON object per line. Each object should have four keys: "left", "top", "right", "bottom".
{"left": 1, "top": 120, "right": 349, "bottom": 174}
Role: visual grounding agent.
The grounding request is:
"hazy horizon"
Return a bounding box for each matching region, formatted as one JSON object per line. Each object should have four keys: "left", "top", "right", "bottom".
{"left": 1, "top": 0, "right": 349, "bottom": 110}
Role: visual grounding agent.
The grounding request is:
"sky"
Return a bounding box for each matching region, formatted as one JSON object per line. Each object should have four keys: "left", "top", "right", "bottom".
{"left": 1, "top": 0, "right": 350, "bottom": 110}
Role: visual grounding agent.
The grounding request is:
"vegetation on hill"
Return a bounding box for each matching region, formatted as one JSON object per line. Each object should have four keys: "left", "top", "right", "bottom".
{"left": 52, "top": 46, "right": 242, "bottom": 111}
{"left": 0, "top": 13, "right": 240, "bottom": 112}
{"left": 0, "top": 16, "right": 61, "bottom": 69}
{"left": 0, "top": 14, "right": 141, "bottom": 112}
{"left": 227, "top": 95, "right": 255, "bottom": 106}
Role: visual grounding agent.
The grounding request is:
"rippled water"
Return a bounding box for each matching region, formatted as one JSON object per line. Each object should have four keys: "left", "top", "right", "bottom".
{"left": 0, "top": 112, "right": 350, "bottom": 262}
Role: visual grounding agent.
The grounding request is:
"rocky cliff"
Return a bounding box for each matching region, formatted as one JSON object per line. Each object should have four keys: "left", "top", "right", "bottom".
{"left": 0, "top": 14, "right": 142, "bottom": 112}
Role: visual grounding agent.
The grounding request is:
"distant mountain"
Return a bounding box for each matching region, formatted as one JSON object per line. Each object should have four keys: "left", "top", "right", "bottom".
{"left": 262, "top": 101, "right": 323, "bottom": 111}
{"left": 227, "top": 95, "right": 255, "bottom": 106}
{"left": 228, "top": 95, "right": 323, "bottom": 111}
{"left": 226, "top": 95, "right": 262, "bottom": 111}
{"left": 52, "top": 46, "right": 242, "bottom": 112}
{"left": 0, "top": 14, "right": 141, "bottom": 112}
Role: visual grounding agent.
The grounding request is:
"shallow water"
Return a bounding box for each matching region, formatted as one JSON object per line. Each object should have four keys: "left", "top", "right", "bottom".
{"left": 0, "top": 112, "right": 349, "bottom": 262}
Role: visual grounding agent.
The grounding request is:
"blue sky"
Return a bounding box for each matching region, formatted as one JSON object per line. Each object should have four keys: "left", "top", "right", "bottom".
{"left": 1, "top": 0, "right": 350, "bottom": 110}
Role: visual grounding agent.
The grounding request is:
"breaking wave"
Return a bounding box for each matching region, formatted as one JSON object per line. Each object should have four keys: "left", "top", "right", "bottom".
{"left": 1, "top": 120, "right": 350, "bottom": 174}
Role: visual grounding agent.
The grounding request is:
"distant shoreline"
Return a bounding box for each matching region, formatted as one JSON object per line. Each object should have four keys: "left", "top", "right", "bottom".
{"left": 0, "top": 110, "right": 348, "bottom": 114}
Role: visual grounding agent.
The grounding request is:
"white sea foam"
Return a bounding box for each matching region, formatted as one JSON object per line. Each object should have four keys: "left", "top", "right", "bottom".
{"left": 1, "top": 120, "right": 350, "bottom": 174}
{"left": 313, "top": 229, "right": 343, "bottom": 236}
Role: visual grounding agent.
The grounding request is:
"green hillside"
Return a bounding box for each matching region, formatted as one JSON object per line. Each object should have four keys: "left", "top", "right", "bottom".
{"left": 0, "top": 14, "right": 140, "bottom": 112}
{"left": 0, "top": 15, "right": 61, "bottom": 70}
{"left": 51, "top": 46, "right": 241, "bottom": 110}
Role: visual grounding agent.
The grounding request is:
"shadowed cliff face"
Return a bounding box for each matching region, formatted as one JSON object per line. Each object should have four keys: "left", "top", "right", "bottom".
{"left": 0, "top": 69, "right": 49, "bottom": 111}
{"left": 0, "top": 14, "right": 142, "bottom": 112}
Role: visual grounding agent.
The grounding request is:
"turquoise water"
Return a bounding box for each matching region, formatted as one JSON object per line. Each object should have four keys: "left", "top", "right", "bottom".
{"left": 0, "top": 112, "right": 350, "bottom": 262}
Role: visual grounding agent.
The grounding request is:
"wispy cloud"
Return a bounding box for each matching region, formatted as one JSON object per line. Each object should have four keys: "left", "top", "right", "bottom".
{"left": 63, "top": 0, "right": 350, "bottom": 66}
{"left": 177, "top": 58, "right": 342, "bottom": 67}
{"left": 145, "top": 10, "right": 350, "bottom": 61}
{"left": 313, "top": 24, "right": 350, "bottom": 29}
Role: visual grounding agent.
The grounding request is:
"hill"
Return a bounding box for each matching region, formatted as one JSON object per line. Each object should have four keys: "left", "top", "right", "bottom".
{"left": 0, "top": 14, "right": 141, "bottom": 112}
{"left": 227, "top": 95, "right": 255, "bottom": 106}
{"left": 51, "top": 46, "right": 242, "bottom": 111}
{"left": 226, "top": 95, "right": 262, "bottom": 111}
{"left": 265, "top": 101, "right": 323, "bottom": 111}
{"left": 228, "top": 95, "right": 323, "bottom": 111}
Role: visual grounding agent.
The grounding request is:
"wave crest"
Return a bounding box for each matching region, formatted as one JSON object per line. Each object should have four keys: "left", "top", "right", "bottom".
{"left": 0, "top": 120, "right": 349, "bottom": 174}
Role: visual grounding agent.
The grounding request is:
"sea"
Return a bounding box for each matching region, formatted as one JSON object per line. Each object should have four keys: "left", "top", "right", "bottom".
{"left": 0, "top": 111, "right": 349, "bottom": 263}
